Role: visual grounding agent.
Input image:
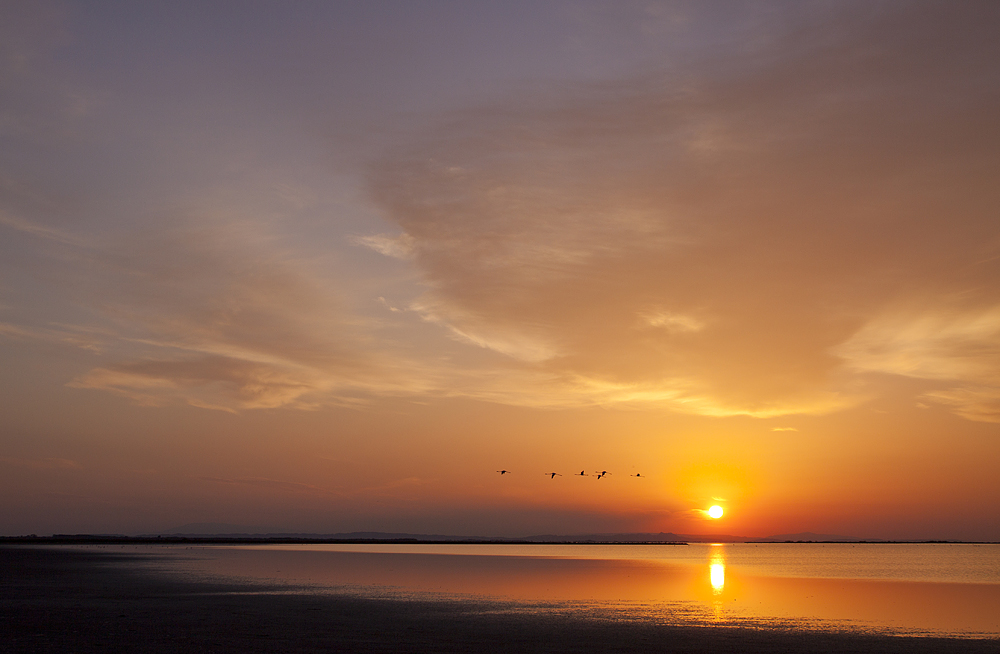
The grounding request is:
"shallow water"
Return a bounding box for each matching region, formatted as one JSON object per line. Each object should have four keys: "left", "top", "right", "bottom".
{"left": 78, "top": 543, "right": 1000, "bottom": 638}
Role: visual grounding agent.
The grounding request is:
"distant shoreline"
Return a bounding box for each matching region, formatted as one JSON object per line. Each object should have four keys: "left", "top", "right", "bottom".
{"left": 2, "top": 535, "right": 997, "bottom": 545}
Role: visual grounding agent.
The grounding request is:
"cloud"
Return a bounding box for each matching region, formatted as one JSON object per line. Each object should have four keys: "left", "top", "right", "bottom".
{"left": 771, "top": 427, "right": 798, "bottom": 432}
{"left": 0, "top": 322, "right": 103, "bottom": 353}
{"left": 69, "top": 356, "right": 320, "bottom": 411}
{"left": 198, "top": 474, "right": 430, "bottom": 500}
{"left": 0, "top": 457, "right": 82, "bottom": 471}
{"left": 41, "top": 218, "right": 443, "bottom": 411}
{"left": 837, "top": 304, "right": 1000, "bottom": 421}
{"left": 836, "top": 306, "right": 1000, "bottom": 382}
{"left": 410, "top": 296, "right": 560, "bottom": 363}
{"left": 351, "top": 233, "right": 415, "bottom": 259}
{"left": 354, "top": 476, "right": 432, "bottom": 499}
{"left": 922, "top": 387, "right": 1000, "bottom": 424}
{"left": 376, "top": 297, "right": 402, "bottom": 313}
{"left": 5, "top": 3, "right": 997, "bottom": 421}
{"left": 0, "top": 211, "right": 88, "bottom": 247}
{"left": 201, "top": 476, "right": 341, "bottom": 496}
{"left": 639, "top": 311, "right": 705, "bottom": 333}
{"left": 367, "top": 3, "right": 1000, "bottom": 417}
{"left": 2, "top": 212, "right": 477, "bottom": 412}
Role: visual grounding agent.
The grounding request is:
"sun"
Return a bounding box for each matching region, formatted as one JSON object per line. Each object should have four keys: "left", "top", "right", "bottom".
{"left": 707, "top": 505, "right": 724, "bottom": 519}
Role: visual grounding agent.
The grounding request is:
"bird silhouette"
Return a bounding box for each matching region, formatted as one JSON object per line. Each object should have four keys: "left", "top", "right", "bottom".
{"left": 496, "top": 470, "right": 511, "bottom": 475}
{"left": 631, "top": 473, "right": 644, "bottom": 478}
{"left": 575, "top": 470, "right": 587, "bottom": 476}
{"left": 544, "top": 472, "right": 562, "bottom": 479}
{"left": 594, "top": 470, "right": 611, "bottom": 479}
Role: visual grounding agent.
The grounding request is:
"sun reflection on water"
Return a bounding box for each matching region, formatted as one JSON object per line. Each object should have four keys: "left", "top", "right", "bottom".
{"left": 709, "top": 544, "right": 726, "bottom": 600}
{"left": 710, "top": 562, "right": 725, "bottom": 592}
{"left": 99, "top": 542, "right": 1000, "bottom": 636}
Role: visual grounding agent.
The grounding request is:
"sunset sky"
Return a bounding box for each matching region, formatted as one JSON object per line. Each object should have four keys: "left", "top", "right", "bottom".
{"left": 2, "top": 1, "right": 998, "bottom": 540}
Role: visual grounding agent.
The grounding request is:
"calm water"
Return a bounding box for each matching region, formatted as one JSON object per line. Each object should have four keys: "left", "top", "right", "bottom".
{"left": 80, "top": 542, "right": 1000, "bottom": 638}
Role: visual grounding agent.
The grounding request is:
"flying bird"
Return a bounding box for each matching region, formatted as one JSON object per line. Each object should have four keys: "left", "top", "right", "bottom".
{"left": 631, "top": 473, "right": 644, "bottom": 478}
{"left": 595, "top": 471, "right": 611, "bottom": 479}
{"left": 575, "top": 470, "right": 587, "bottom": 476}
{"left": 544, "top": 472, "right": 562, "bottom": 479}
{"left": 496, "top": 470, "right": 511, "bottom": 475}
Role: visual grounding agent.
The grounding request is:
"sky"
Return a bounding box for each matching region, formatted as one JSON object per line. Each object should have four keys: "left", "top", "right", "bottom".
{"left": 1, "top": 1, "right": 998, "bottom": 540}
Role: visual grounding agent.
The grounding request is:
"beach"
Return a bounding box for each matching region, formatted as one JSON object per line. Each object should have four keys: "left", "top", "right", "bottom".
{"left": 3, "top": 545, "right": 998, "bottom": 654}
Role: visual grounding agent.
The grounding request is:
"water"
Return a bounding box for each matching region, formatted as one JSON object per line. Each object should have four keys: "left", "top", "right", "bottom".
{"left": 79, "top": 542, "right": 1000, "bottom": 638}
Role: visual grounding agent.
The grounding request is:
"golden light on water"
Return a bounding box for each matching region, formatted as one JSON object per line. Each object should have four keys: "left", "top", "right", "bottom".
{"left": 709, "top": 545, "right": 726, "bottom": 597}
{"left": 2, "top": 1, "right": 1000, "bottom": 549}
{"left": 710, "top": 563, "right": 725, "bottom": 593}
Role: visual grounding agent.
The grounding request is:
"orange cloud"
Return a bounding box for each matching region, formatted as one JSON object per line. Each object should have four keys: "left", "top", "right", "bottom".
{"left": 365, "top": 5, "right": 998, "bottom": 418}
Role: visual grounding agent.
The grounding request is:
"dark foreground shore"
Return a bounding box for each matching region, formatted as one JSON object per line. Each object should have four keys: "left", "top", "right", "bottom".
{"left": 2, "top": 547, "right": 997, "bottom": 654}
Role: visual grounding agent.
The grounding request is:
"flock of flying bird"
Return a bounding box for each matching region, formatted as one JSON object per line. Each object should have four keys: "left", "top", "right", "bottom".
{"left": 496, "top": 470, "right": 644, "bottom": 479}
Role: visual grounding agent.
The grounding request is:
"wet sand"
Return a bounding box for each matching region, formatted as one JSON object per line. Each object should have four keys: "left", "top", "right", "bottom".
{"left": 2, "top": 546, "right": 997, "bottom": 653}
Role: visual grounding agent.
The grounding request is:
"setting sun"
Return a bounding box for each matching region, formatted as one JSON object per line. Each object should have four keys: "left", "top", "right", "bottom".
{"left": 708, "top": 505, "right": 724, "bottom": 519}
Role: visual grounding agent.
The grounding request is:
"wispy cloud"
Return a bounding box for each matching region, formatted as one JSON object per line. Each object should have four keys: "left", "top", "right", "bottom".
{"left": 836, "top": 306, "right": 1000, "bottom": 383}
{"left": 0, "top": 211, "right": 88, "bottom": 247}
{"left": 0, "top": 457, "right": 82, "bottom": 471}
{"left": 200, "top": 476, "right": 342, "bottom": 496}
{"left": 69, "top": 357, "right": 318, "bottom": 411}
{"left": 365, "top": 3, "right": 999, "bottom": 417}
{"left": 4, "top": 3, "right": 997, "bottom": 424}
{"left": 351, "top": 233, "right": 415, "bottom": 259}
{"left": 639, "top": 311, "right": 705, "bottom": 333}
{"left": 836, "top": 304, "right": 1000, "bottom": 421}
{"left": 0, "top": 322, "right": 103, "bottom": 353}
{"left": 41, "top": 218, "right": 437, "bottom": 412}
{"left": 922, "top": 387, "right": 1000, "bottom": 424}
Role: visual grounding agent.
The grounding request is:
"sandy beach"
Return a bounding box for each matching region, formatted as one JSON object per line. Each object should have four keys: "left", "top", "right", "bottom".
{"left": 3, "top": 546, "right": 997, "bottom": 654}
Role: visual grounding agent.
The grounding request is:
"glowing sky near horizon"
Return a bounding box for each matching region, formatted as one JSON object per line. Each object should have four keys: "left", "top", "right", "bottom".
{"left": 1, "top": 1, "right": 998, "bottom": 540}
